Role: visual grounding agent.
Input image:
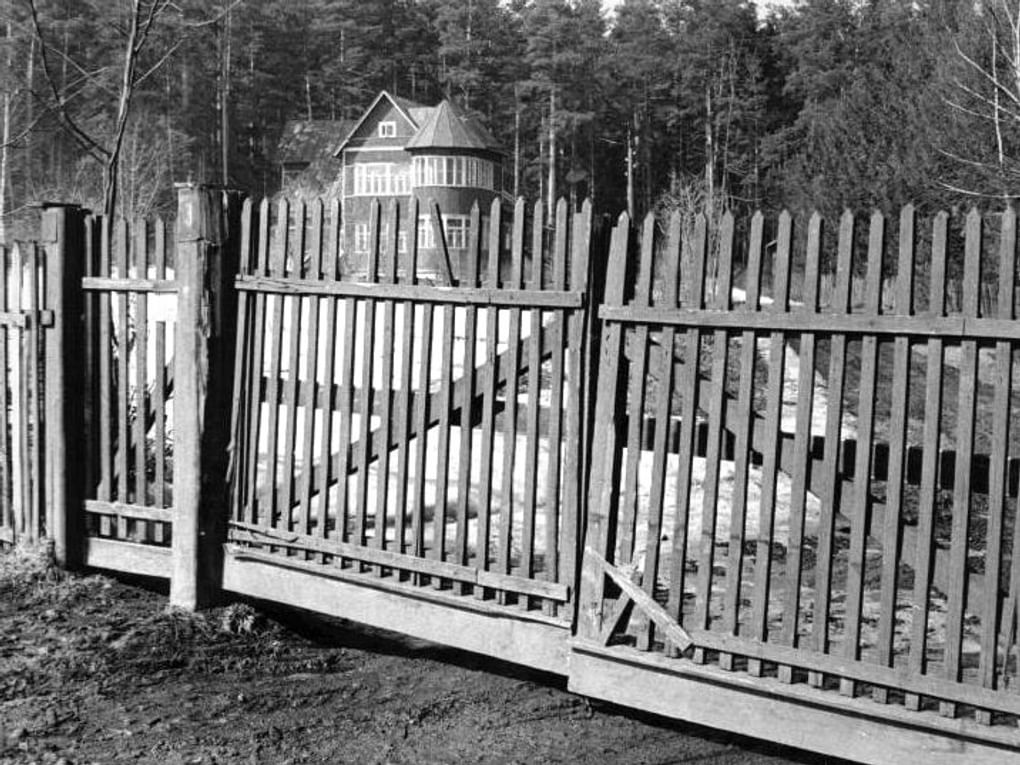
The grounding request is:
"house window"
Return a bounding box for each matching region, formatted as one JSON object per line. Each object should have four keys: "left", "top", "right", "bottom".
{"left": 354, "top": 223, "right": 371, "bottom": 254}
{"left": 398, "top": 231, "right": 408, "bottom": 254}
{"left": 417, "top": 214, "right": 471, "bottom": 250}
{"left": 378, "top": 121, "right": 396, "bottom": 138}
{"left": 352, "top": 163, "right": 410, "bottom": 196}
{"left": 412, "top": 156, "right": 495, "bottom": 190}
{"left": 444, "top": 216, "right": 470, "bottom": 249}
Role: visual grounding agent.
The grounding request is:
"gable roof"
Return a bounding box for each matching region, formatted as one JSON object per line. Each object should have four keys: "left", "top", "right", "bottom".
{"left": 278, "top": 119, "right": 355, "bottom": 164}
{"left": 334, "top": 90, "right": 427, "bottom": 155}
{"left": 404, "top": 99, "right": 502, "bottom": 154}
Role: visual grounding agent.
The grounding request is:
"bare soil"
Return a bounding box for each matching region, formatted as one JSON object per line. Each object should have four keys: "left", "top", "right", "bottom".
{"left": 0, "top": 546, "right": 839, "bottom": 765}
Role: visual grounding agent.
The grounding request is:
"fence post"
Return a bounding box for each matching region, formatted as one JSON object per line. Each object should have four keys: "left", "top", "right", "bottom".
{"left": 40, "top": 203, "right": 87, "bottom": 568}
{"left": 170, "top": 184, "right": 242, "bottom": 610}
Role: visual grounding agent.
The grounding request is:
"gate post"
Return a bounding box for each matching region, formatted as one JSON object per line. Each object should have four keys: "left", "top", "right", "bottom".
{"left": 171, "top": 184, "right": 242, "bottom": 610}
{"left": 40, "top": 203, "right": 87, "bottom": 568}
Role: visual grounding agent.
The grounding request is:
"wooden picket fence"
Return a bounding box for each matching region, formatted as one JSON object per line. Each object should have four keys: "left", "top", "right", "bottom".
{"left": 0, "top": 243, "right": 45, "bottom": 547}
{"left": 225, "top": 195, "right": 592, "bottom": 621}
{"left": 573, "top": 206, "right": 1020, "bottom": 756}
{"left": 10, "top": 189, "right": 1020, "bottom": 762}
{"left": 80, "top": 216, "right": 176, "bottom": 552}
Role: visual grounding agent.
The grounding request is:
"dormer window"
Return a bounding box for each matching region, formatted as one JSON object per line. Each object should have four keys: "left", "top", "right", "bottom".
{"left": 378, "top": 121, "right": 396, "bottom": 138}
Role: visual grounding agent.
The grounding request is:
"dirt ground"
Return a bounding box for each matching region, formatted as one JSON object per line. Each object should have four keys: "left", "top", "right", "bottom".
{"left": 0, "top": 545, "right": 843, "bottom": 765}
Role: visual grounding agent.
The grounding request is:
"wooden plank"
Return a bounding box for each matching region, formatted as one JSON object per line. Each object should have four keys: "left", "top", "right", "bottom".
{"left": 153, "top": 218, "right": 167, "bottom": 546}
{"left": 497, "top": 199, "right": 527, "bottom": 583}
{"left": 410, "top": 281, "right": 435, "bottom": 562}
{"left": 263, "top": 199, "right": 289, "bottom": 529}
{"left": 748, "top": 211, "right": 792, "bottom": 676}
{"left": 134, "top": 220, "right": 149, "bottom": 525}
{"left": 235, "top": 275, "right": 583, "bottom": 309}
{"left": 81, "top": 276, "right": 177, "bottom": 293}
{"left": 228, "top": 201, "right": 254, "bottom": 523}
{"left": 841, "top": 211, "right": 885, "bottom": 697}
{"left": 520, "top": 199, "right": 546, "bottom": 599}
{"left": 98, "top": 217, "right": 113, "bottom": 535}
{"left": 430, "top": 205, "right": 457, "bottom": 578}
{"left": 619, "top": 212, "right": 655, "bottom": 570}
{"left": 543, "top": 198, "right": 570, "bottom": 614}
{"left": 228, "top": 523, "right": 570, "bottom": 602}
{"left": 393, "top": 198, "right": 420, "bottom": 555}
{"left": 221, "top": 552, "right": 570, "bottom": 676}
{"left": 569, "top": 643, "right": 1020, "bottom": 765}
{"left": 586, "top": 547, "right": 693, "bottom": 651}
{"left": 694, "top": 212, "right": 735, "bottom": 642}
{"left": 578, "top": 213, "right": 630, "bottom": 640}
{"left": 942, "top": 208, "right": 983, "bottom": 717}
{"left": 9, "top": 244, "right": 24, "bottom": 535}
{"left": 83, "top": 217, "right": 99, "bottom": 515}
{"left": 354, "top": 200, "right": 382, "bottom": 550}
{"left": 779, "top": 211, "right": 821, "bottom": 681}
{"left": 299, "top": 200, "right": 324, "bottom": 539}
{"left": 281, "top": 201, "right": 306, "bottom": 533}
{"left": 115, "top": 218, "right": 130, "bottom": 530}
{"left": 373, "top": 200, "right": 400, "bottom": 562}
{"left": 874, "top": 206, "right": 915, "bottom": 703}
{"left": 0, "top": 246, "right": 9, "bottom": 537}
{"left": 722, "top": 212, "right": 764, "bottom": 668}
{"left": 316, "top": 198, "right": 341, "bottom": 543}
{"left": 667, "top": 214, "right": 708, "bottom": 639}
{"left": 454, "top": 203, "right": 481, "bottom": 578}
{"left": 84, "top": 499, "right": 174, "bottom": 524}
{"left": 25, "top": 245, "right": 42, "bottom": 539}
{"left": 595, "top": 306, "right": 1020, "bottom": 341}
{"left": 979, "top": 206, "right": 1015, "bottom": 715}
{"left": 906, "top": 212, "right": 948, "bottom": 711}
{"left": 475, "top": 199, "right": 503, "bottom": 589}
{"left": 244, "top": 200, "right": 271, "bottom": 525}
{"left": 84, "top": 536, "right": 172, "bottom": 579}
{"left": 561, "top": 200, "right": 592, "bottom": 597}
{"left": 636, "top": 212, "right": 677, "bottom": 651}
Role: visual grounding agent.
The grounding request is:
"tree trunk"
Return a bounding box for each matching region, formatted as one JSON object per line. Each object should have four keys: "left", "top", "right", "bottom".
{"left": 626, "top": 120, "right": 634, "bottom": 220}
{"left": 221, "top": 8, "right": 232, "bottom": 186}
{"left": 513, "top": 84, "right": 520, "bottom": 199}
{"left": 1, "top": 20, "right": 12, "bottom": 243}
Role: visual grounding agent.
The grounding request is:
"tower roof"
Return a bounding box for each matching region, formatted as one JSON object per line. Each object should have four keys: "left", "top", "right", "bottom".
{"left": 405, "top": 99, "right": 502, "bottom": 154}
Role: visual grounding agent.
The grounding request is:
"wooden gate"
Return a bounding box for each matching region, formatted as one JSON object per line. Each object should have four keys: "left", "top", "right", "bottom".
{"left": 76, "top": 213, "right": 177, "bottom": 576}
{"left": 222, "top": 195, "right": 593, "bottom": 671}
{"left": 0, "top": 242, "right": 45, "bottom": 547}
{"left": 572, "top": 208, "right": 1020, "bottom": 762}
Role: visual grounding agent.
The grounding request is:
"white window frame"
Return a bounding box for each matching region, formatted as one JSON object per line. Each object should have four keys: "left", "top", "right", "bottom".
{"left": 378, "top": 121, "right": 397, "bottom": 138}
{"left": 354, "top": 222, "right": 371, "bottom": 254}
{"left": 352, "top": 162, "right": 411, "bottom": 196}
{"left": 444, "top": 215, "right": 471, "bottom": 249}
{"left": 412, "top": 156, "right": 495, "bottom": 190}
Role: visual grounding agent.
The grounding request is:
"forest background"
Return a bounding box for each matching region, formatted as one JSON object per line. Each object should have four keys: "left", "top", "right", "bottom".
{"left": 1, "top": 0, "right": 1019, "bottom": 243}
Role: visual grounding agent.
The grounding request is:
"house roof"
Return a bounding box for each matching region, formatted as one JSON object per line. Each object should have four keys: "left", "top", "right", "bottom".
{"left": 334, "top": 90, "right": 428, "bottom": 155}
{"left": 277, "top": 119, "right": 354, "bottom": 164}
{"left": 404, "top": 99, "right": 502, "bottom": 154}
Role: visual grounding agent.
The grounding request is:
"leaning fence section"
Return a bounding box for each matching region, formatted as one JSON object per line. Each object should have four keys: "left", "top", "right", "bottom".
{"left": 0, "top": 242, "right": 45, "bottom": 548}
{"left": 580, "top": 205, "right": 1020, "bottom": 732}
{"left": 226, "top": 195, "right": 592, "bottom": 618}
{"left": 80, "top": 216, "right": 176, "bottom": 549}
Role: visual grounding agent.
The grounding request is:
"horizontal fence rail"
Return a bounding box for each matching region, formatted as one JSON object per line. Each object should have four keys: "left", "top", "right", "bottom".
{"left": 580, "top": 205, "right": 1020, "bottom": 733}
{"left": 227, "top": 195, "right": 592, "bottom": 619}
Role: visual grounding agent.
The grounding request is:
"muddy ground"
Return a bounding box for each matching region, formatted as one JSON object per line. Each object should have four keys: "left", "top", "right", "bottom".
{"left": 0, "top": 546, "right": 843, "bottom": 765}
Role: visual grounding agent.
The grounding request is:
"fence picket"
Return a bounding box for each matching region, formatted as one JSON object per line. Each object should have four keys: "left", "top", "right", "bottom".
{"left": 394, "top": 198, "right": 419, "bottom": 557}
{"left": 373, "top": 201, "right": 400, "bottom": 566}
{"left": 694, "top": 211, "right": 735, "bottom": 651}
{"left": 721, "top": 212, "right": 764, "bottom": 672}
{"left": 778, "top": 211, "right": 821, "bottom": 683}
{"left": 748, "top": 211, "right": 792, "bottom": 676}
{"left": 299, "top": 200, "right": 324, "bottom": 540}
{"left": 497, "top": 199, "right": 526, "bottom": 590}
{"left": 874, "top": 206, "right": 915, "bottom": 703}
{"left": 667, "top": 214, "right": 707, "bottom": 645}
{"left": 841, "top": 211, "right": 885, "bottom": 697}
{"left": 977, "top": 206, "right": 1015, "bottom": 723}
{"left": 245, "top": 200, "right": 271, "bottom": 525}
{"left": 98, "top": 217, "right": 113, "bottom": 536}
{"left": 317, "top": 199, "right": 342, "bottom": 545}
{"left": 114, "top": 219, "right": 130, "bottom": 532}
{"left": 281, "top": 201, "right": 306, "bottom": 534}
{"left": 905, "top": 212, "right": 947, "bottom": 711}
{"left": 263, "top": 199, "right": 289, "bottom": 530}
{"left": 455, "top": 203, "right": 481, "bottom": 581}
{"left": 475, "top": 198, "right": 502, "bottom": 594}
{"left": 941, "top": 208, "right": 982, "bottom": 717}
{"left": 521, "top": 200, "right": 546, "bottom": 604}
{"left": 134, "top": 220, "right": 149, "bottom": 534}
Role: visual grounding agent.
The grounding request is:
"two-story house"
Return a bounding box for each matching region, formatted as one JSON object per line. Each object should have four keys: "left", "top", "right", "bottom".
{"left": 334, "top": 91, "right": 506, "bottom": 278}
